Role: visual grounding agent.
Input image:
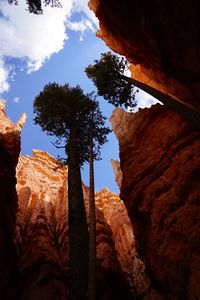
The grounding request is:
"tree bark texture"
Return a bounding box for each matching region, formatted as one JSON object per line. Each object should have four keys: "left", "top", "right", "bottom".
{"left": 88, "top": 129, "right": 96, "bottom": 300}
{"left": 122, "top": 75, "right": 200, "bottom": 130}
{"left": 68, "top": 122, "right": 89, "bottom": 300}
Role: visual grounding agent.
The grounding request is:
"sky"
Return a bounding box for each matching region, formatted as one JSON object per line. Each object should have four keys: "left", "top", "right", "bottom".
{"left": 0, "top": 0, "right": 158, "bottom": 194}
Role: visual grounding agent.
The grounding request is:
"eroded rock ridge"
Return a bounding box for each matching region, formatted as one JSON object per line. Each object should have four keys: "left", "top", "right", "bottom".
{"left": 89, "top": 0, "right": 200, "bottom": 112}
{"left": 16, "top": 150, "right": 148, "bottom": 299}
{"left": 111, "top": 104, "right": 200, "bottom": 299}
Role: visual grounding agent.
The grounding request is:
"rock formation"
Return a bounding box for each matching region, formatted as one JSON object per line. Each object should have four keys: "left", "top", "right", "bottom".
{"left": 95, "top": 188, "right": 149, "bottom": 295}
{"left": 16, "top": 150, "right": 68, "bottom": 299}
{"left": 111, "top": 159, "right": 122, "bottom": 188}
{"left": 16, "top": 150, "right": 147, "bottom": 299}
{"left": 89, "top": 0, "right": 200, "bottom": 112}
{"left": 0, "top": 99, "right": 26, "bottom": 299}
{"left": 88, "top": 2, "right": 200, "bottom": 298}
{"left": 0, "top": 102, "right": 148, "bottom": 299}
{"left": 110, "top": 104, "right": 200, "bottom": 300}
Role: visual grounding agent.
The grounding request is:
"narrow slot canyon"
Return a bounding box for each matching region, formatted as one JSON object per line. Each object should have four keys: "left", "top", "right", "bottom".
{"left": 0, "top": 1, "right": 200, "bottom": 299}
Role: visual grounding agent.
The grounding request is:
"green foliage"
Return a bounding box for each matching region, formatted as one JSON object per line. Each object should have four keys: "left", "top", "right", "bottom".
{"left": 85, "top": 51, "right": 138, "bottom": 109}
{"left": 8, "top": 0, "right": 62, "bottom": 14}
{"left": 82, "top": 92, "right": 111, "bottom": 160}
{"left": 33, "top": 82, "right": 110, "bottom": 165}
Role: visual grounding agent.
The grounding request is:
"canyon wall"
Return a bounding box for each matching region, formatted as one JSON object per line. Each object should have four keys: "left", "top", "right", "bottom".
{"left": 16, "top": 150, "right": 148, "bottom": 299}
{"left": 110, "top": 105, "right": 200, "bottom": 300}
{"left": 95, "top": 188, "right": 149, "bottom": 295}
{"left": 16, "top": 151, "right": 68, "bottom": 299}
{"left": 89, "top": 0, "right": 200, "bottom": 112}
{"left": 0, "top": 100, "right": 26, "bottom": 299}
{"left": 0, "top": 101, "right": 148, "bottom": 299}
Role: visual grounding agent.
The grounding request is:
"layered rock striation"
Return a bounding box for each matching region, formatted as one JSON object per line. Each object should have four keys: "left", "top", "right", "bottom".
{"left": 16, "top": 150, "right": 147, "bottom": 299}
{"left": 16, "top": 150, "right": 68, "bottom": 299}
{"left": 89, "top": 0, "right": 200, "bottom": 112}
{"left": 110, "top": 105, "right": 200, "bottom": 299}
{"left": 0, "top": 103, "right": 147, "bottom": 299}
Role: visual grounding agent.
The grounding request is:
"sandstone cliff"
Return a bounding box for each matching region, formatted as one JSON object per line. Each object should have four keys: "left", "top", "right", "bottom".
{"left": 16, "top": 151, "right": 68, "bottom": 299}
{"left": 95, "top": 188, "right": 149, "bottom": 295}
{"left": 0, "top": 99, "right": 26, "bottom": 299}
{"left": 0, "top": 102, "right": 148, "bottom": 299}
{"left": 16, "top": 150, "right": 148, "bottom": 299}
{"left": 110, "top": 105, "right": 200, "bottom": 300}
{"left": 89, "top": 0, "right": 200, "bottom": 112}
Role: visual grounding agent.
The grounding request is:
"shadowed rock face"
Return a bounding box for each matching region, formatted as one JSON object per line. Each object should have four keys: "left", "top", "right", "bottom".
{"left": 0, "top": 100, "right": 26, "bottom": 299}
{"left": 110, "top": 105, "right": 200, "bottom": 300}
{"left": 89, "top": 0, "right": 200, "bottom": 111}
{"left": 16, "top": 150, "right": 147, "bottom": 299}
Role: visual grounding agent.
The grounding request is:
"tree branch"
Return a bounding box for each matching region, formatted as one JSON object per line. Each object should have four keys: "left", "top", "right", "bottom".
{"left": 51, "top": 141, "right": 65, "bottom": 149}
{"left": 121, "top": 74, "right": 200, "bottom": 130}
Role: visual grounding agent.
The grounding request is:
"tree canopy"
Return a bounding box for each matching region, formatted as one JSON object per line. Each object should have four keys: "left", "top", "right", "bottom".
{"left": 86, "top": 52, "right": 200, "bottom": 129}
{"left": 33, "top": 82, "right": 111, "bottom": 165}
{"left": 8, "top": 0, "right": 62, "bottom": 14}
{"left": 85, "top": 51, "right": 138, "bottom": 109}
{"left": 33, "top": 82, "right": 111, "bottom": 300}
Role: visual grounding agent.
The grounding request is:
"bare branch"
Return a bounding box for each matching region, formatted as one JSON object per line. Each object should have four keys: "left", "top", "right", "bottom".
{"left": 51, "top": 141, "right": 65, "bottom": 149}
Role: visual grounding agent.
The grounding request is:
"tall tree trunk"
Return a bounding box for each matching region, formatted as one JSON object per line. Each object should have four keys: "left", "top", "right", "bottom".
{"left": 68, "top": 122, "right": 89, "bottom": 300}
{"left": 88, "top": 128, "right": 96, "bottom": 300}
{"left": 121, "top": 74, "right": 200, "bottom": 130}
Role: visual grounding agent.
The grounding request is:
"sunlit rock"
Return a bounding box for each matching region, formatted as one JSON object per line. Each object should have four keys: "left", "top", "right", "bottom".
{"left": 110, "top": 104, "right": 200, "bottom": 299}
{"left": 95, "top": 188, "right": 149, "bottom": 295}
{"left": 16, "top": 150, "right": 147, "bottom": 299}
{"left": 89, "top": 0, "right": 200, "bottom": 112}
{"left": 111, "top": 159, "right": 122, "bottom": 188}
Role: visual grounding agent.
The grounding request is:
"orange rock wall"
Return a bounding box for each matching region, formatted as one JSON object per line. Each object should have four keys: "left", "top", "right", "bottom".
{"left": 0, "top": 100, "right": 26, "bottom": 299}
{"left": 16, "top": 151, "right": 68, "bottom": 299}
{"left": 89, "top": 0, "right": 200, "bottom": 111}
{"left": 16, "top": 150, "right": 147, "bottom": 299}
{"left": 110, "top": 105, "right": 200, "bottom": 299}
{"left": 95, "top": 188, "right": 149, "bottom": 295}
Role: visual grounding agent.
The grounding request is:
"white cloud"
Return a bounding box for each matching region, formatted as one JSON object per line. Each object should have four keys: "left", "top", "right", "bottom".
{"left": 123, "top": 65, "right": 160, "bottom": 110}
{"left": 135, "top": 89, "right": 161, "bottom": 110}
{"left": 0, "top": 0, "right": 98, "bottom": 93}
{"left": 67, "top": 19, "right": 95, "bottom": 32}
{"left": 13, "top": 96, "right": 20, "bottom": 103}
{"left": 0, "top": 59, "right": 10, "bottom": 93}
{"left": 71, "top": 0, "right": 99, "bottom": 27}
{"left": 66, "top": 18, "right": 95, "bottom": 41}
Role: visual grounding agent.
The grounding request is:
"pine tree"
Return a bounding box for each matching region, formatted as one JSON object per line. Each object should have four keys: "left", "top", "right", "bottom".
{"left": 85, "top": 94, "right": 111, "bottom": 300}
{"left": 33, "top": 83, "right": 110, "bottom": 300}
{"left": 8, "top": 0, "right": 62, "bottom": 14}
{"left": 85, "top": 52, "right": 200, "bottom": 129}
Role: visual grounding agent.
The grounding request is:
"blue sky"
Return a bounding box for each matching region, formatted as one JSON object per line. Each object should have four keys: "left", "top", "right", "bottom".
{"left": 0, "top": 0, "right": 157, "bottom": 193}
